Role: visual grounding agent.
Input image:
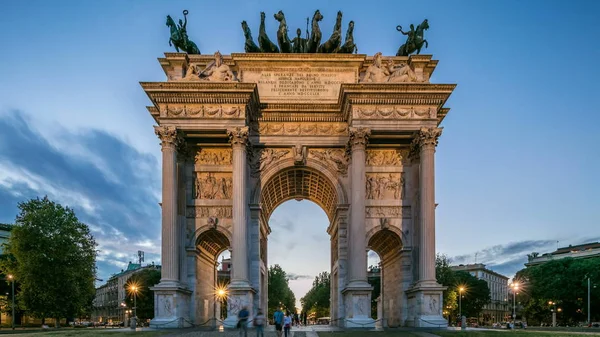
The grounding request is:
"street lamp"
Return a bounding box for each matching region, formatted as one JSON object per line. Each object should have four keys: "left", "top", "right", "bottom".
{"left": 128, "top": 284, "right": 138, "bottom": 328}
{"left": 7, "top": 275, "right": 14, "bottom": 330}
{"left": 510, "top": 282, "right": 519, "bottom": 327}
{"left": 459, "top": 286, "right": 465, "bottom": 319}
{"left": 549, "top": 300, "right": 557, "bottom": 327}
{"left": 214, "top": 286, "right": 227, "bottom": 327}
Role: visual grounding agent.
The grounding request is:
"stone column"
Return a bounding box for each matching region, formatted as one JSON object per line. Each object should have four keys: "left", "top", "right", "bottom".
{"left": 417, "top": 127, "right": 442, "bottom": 283}
{"left": 227, "top": 126, "right": 250, "bottom": 286}
{"left": 404, "top": 127, "right": 446, "bottom": 328}
{"left": 224, "top": 127, "right": 254, "bottom": 329}
{"left": 155, "top": 125, "right": 180, "bottom": 285}
{"left": 347, "top": 127, "right": 370, "bottom": 285}
{"left": 342, "top": 127, "right": 375, "bottom": 328}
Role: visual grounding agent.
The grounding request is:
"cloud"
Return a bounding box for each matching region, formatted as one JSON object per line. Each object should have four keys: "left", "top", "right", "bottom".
{"left": 287, "top": 273, "right": 312, "bottom": 281}
{"left": 0, "top": 111, "right": 161, "bottom": 283}
{"left": 449, "top": 237, "right": 600, "bottom": 278}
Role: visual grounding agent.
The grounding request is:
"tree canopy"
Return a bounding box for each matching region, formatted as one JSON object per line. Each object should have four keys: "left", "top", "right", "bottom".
{"left": 300, "top": 271, "right": 330, "bottom": 319}
{"left": 515, "top": 257, "right": 600, "bottom": 325}
{"left": 124, "top": 268, "right": 161, "bottom": 321}
{"left": 0, "top": 197, "right": 97, "bottom": 325}
{"left": 267, "top": 265, "right": 296, "bottom": 317}
{"left": 435, "top": 254, "right": 491, "bottom": 320}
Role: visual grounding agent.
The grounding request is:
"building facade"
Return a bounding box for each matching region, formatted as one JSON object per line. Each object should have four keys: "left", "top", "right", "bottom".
{"left": 451, "top": 264, "right": 510, "bottom": 324}
{"left": 92, "top": 262, "right": 161, "bottom": 323}
{"left": 525, "top": 242, "right": 600, "bottom": 267}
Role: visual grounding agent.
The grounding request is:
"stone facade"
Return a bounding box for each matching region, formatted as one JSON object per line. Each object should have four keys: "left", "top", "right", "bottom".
{"left": 142, "top": 52, "right": 456, "bottom": 328}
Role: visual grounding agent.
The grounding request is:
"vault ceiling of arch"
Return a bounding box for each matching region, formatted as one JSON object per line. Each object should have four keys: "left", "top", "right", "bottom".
{"left": 368, "top": 229, "right": 402, "bottom": 258}
{"left": 261, "top": 168, "right": 337, "bottom": 222}
{"left": 196, "top": 229, "right": 230, "bottom": 257}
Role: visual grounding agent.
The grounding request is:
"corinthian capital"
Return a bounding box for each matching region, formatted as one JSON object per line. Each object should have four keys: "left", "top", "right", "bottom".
{"left": 348, "top": 127, "right": 371, "bottom": 150}
{"left": 154, "top": 125, "right": 179, "bottom": 148}
{"left": 227, "top": 127, "right": 249, "bottom": 147}
{"left": 416, "top": 127, "right": 443, "bottom": 148}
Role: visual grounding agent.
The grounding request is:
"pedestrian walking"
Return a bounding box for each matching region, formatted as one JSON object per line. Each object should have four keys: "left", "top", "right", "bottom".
{"left": 273, "top": 307, "right": 284, "bottom": 337}
{"left": 283, "top": 311, "right": 292, "bottom": 337}
{"left": 254, "top": 308, "right": 265, "bottom": 337}
{"left": 238, "top": 306, "right": 249, "bottom": 337}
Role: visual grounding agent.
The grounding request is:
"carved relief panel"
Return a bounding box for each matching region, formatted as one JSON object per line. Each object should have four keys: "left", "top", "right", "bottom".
{"left": 353, "top": 105, "right": 436, "bottom": 120}
{"left": 366, "top": 149, "right": 408, "bottom": 166}
{"left": 194, "top": 148, "right": 232, "bottom": 165}
{"left": 366, "top": 173, "right": 405, "bottom": 200}
{"left": 249, "top": 148, "right": 291, "bottom": 177}
{"left": 308, "top": 148, "right": 349, "bottom": 175}
{"left": 194, "top": 172, "right": 233, "bottom": 199}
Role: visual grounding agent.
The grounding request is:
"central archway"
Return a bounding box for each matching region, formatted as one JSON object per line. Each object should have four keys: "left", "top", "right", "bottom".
{"left": 250, "top": 160, "right": 349, "bottom": 324}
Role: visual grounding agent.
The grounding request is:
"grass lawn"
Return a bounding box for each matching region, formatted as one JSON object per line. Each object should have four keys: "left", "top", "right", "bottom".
{"left": 318, "top": 330, "right": 600, "bottom": 337}
{"left": 433, "top": 330, "right": 600, "bottom": 337}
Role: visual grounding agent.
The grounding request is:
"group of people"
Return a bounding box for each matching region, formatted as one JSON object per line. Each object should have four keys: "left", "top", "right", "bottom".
{"left": 236, "top": 306, "right": 298, "bottom": 337}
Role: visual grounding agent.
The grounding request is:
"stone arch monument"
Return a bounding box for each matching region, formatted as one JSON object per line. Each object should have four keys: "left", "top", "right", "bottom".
{"left": 143, "top": 52, "right": 455, "bottom": 328}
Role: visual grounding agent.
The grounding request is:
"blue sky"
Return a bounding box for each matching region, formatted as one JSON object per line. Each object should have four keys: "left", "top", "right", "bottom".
{"left": 1, "top": 0, "right": 599, "bottom": 303}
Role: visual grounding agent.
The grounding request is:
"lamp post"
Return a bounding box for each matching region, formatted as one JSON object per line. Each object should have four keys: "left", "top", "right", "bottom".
{"left": 129, "top": 285, "right": 138, "bottom": 329}
{"left": 7, "top": 275, "right": 14, "bottom": 330}
{"left": 510, "top": 282, "right": 519, "bottom": 326}
{"left": 459, "top": 287, "right": 464, "bottom": 319}
{"left": 549, "top": 301, "right": 556, "bottom": 327}
{"left": 214, "top": 287, "right": 227, "bottom": 328}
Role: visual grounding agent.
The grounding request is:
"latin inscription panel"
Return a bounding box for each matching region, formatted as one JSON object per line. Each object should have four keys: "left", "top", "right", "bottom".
{"left": 240, "top": 67, "right": 357, "bottom": 103}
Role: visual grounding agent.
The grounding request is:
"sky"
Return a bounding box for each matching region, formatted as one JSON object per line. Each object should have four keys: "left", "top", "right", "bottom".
{"left": 1, "top": 0, "right": 600, "bottom": 307}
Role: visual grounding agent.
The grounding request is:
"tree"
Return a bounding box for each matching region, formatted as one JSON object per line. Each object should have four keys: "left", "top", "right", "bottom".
{"left": 268, "top": 265, "right": 296, "bottom": 318}
{"left": 435, "top": 254, "right": 457, "bottom": 318}
{"left": 435, "top": 254, "right": 491, "bottom": 320}
{"left": 515, "top": 257, "right": 600, "bottom": 325}
{"left": 454, "top": 271, "right": 491, "bottom": 318}
{"left": 300, "top": 271, "right": 330, "bottom": 319}
{"left": 0, "top": 197, "right": 97, "bottom": 326}
{"left": 124, "top": 268, "right": 161, "bottom": 321}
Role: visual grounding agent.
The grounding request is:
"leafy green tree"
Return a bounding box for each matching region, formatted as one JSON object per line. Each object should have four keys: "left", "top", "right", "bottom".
{"left": 454, "top": 271, "right": 491, "bottom": 318}
{"left": 268, "top": 265, "right": 296, "bottom": 318}
{"left": 300, "top": 271, "right": 330, "bottom": 319}
{"left": 124, "top": 268, "right": 161, "bottom": 321}
{"left": 515, "top": 257, "right": 600, "bottom": 325}
{"left": 0, "top": 197, "right": 97, "bottom": 327}
{"left": 436, "top": 254, "right": 457, "bottom": 318}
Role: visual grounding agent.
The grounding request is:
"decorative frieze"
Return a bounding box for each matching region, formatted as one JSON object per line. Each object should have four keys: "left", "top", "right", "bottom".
{"left": 162, "top": 104, "right": 245, "bottom": 118}
{"left": 249, "top": 148, "right": 291, "bottom": 177}
{"left": 353, "top": 106, "right": 436, "bottom": 120}
{"left": 195, "top": 148, "right": 233, "bottom": 165}
{"left": 194, "top": 173, "right": 233, "bottom": 199}
{"left": 366, "top": 149, "right": 408, "bottom": 166}
{"left": 365, "top": 206, "right": 411, "bottom": 218}
{"left": 186, "top": 206, "right": 233, "bottom": 218}
{"left": 366, "top": 173, "right": 405, "bottom": 200}
{"left": 250, "top": 122, "right": 348, "bottom": 136}
{"left": 308, "top": 148, "right": 349, "bottom": 175}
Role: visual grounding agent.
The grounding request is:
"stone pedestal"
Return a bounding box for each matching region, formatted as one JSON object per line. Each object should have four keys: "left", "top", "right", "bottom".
{"left": 149, "top": 285, "right": 192, "bottom": 328}
{"left": 342, "top": 286, "right": 375, "bottom": 328}
{"left": 405, "top": 285, "right": 447, "bottom": 328}
{"left": 223, "top": 286, "right": 255, "bottom": 328}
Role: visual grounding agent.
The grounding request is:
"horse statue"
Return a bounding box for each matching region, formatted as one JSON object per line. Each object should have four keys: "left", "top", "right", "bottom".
{"left": 396, "top": 19, "right": 429, "bottom": 56}
{"left": 274, "top": 11, "right": 293, "bottom": 53}
{"left": 318, "top": 11, "right": 343, "bottom": 53}
{"left": 258, "top": 12, "right": 279, "bottom": 53}
{"left": 336, "top": 21, "right": 357, "bottom": 54}
{"left": 241, "top": 21, "right": 261, "bottom": 52}
{"left": 306, "top": 10, "right": 323, "bottom": 53}
{"left": 166, "top": 10, "right": 200, "bottom": 54}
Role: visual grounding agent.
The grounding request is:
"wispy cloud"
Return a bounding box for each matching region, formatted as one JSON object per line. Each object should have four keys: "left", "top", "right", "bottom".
{"left": 0, "top": 111, "right": 161, "bottom": 282}
{"left": 287, "top": 273, "right": 312, "bottom": 281}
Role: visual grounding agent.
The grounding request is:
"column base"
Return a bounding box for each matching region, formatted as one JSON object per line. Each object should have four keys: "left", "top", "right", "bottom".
{"left": 223, "top": 281, "right": 256, "bottom": 329}
{"left": 149, "top": 283, "right": 193, "bottom": 329}
{"left": 404, "top": 282, "right": 447, "bottom": 328}
{"left": 342, "top": 283, "right": 375, "bottom": 328}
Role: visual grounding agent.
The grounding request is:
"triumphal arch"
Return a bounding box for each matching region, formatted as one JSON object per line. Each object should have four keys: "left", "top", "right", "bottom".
{"left": 144, "top": 10, "right": 455, "bottom": 326}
